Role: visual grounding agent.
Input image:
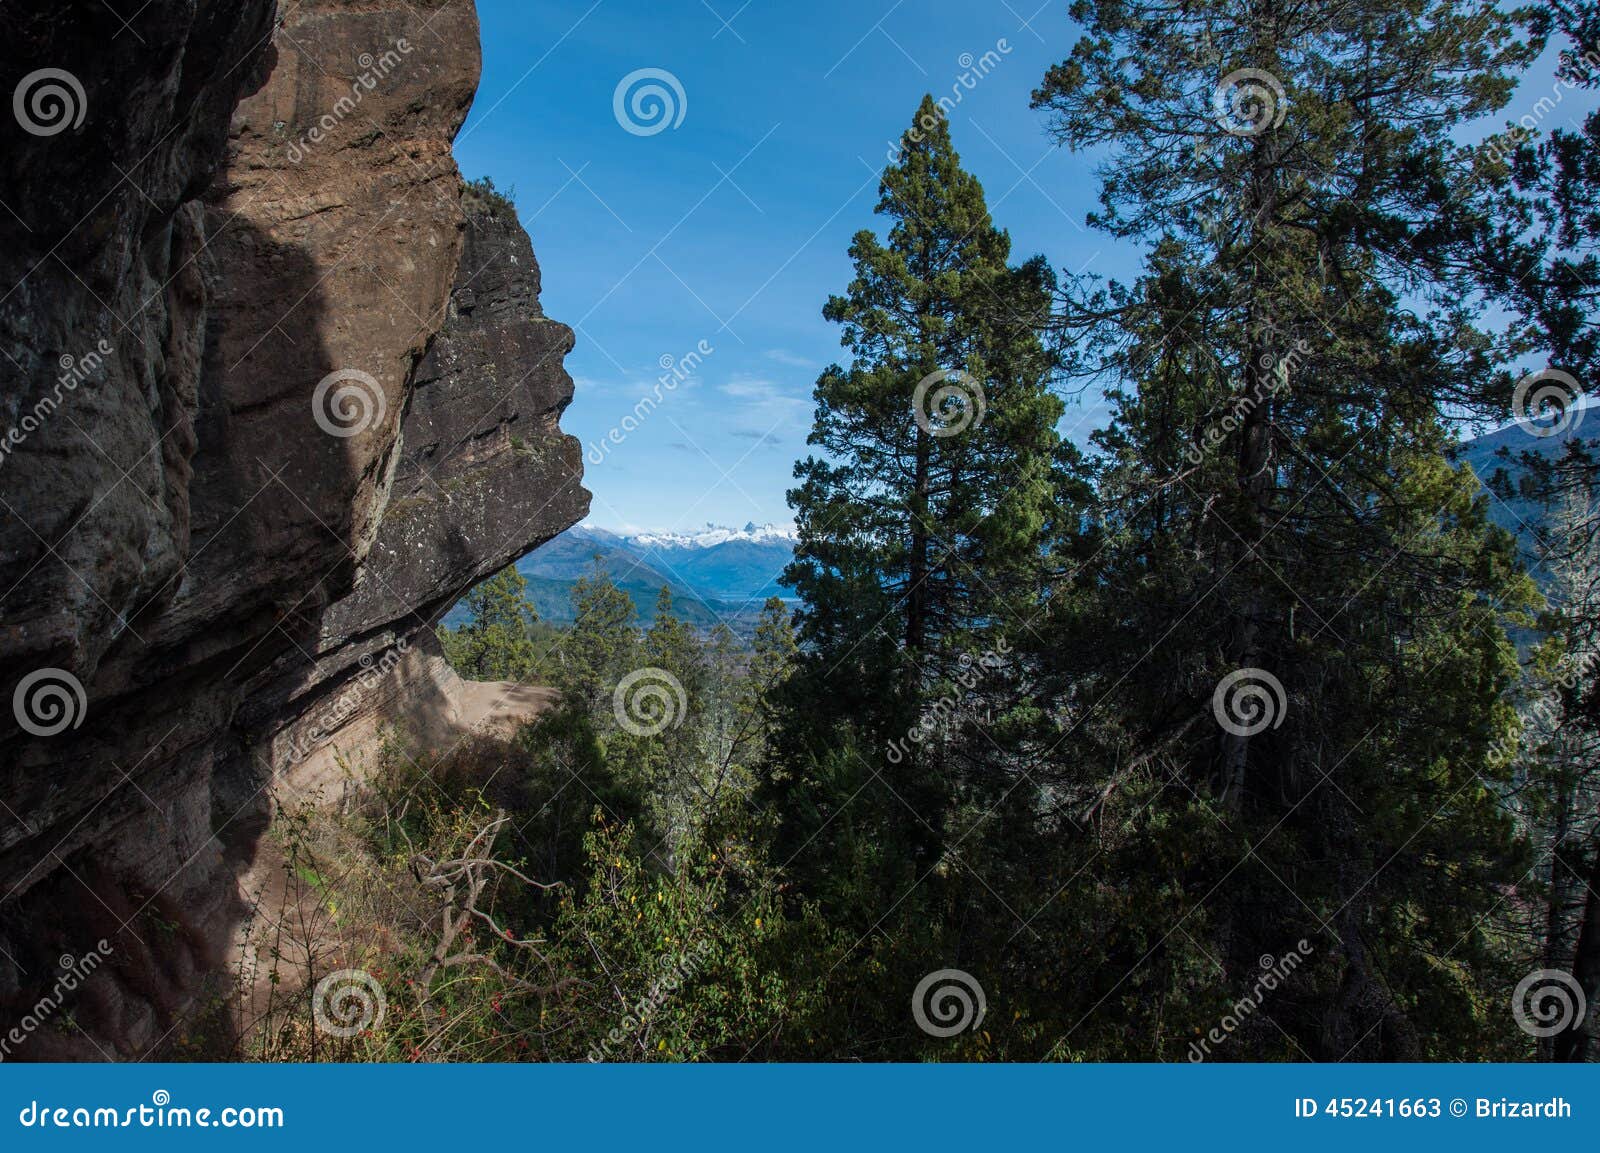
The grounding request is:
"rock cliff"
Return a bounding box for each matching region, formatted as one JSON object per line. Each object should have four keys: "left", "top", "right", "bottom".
{"left": 0, "top": 0, "right": 587, "bottom": 1058}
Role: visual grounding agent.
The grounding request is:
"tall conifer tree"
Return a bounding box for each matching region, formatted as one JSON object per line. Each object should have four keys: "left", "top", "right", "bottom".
{"left": 1026, "top": 0, "right": 1540, "bottom": 1057}
{"left": 771, "top": 96, "right": 1063, "bottom": 913}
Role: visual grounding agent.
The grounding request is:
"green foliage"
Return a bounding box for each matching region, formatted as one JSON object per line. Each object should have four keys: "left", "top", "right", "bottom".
{"left": 555, "top": 565, "right": 642, "bottom": 719}
{"left": 437, "top": 566, "right": 550, "bottom": 683}
{"left": 1018, "top": 0, "right": 1541, "bottom": 1058}
{"left": 551, "top": 820, "right": 825, "bottom": 1060}
{"left": 463, "top": 174, "right": 517, "bottom": 217}
{"left": 249, "top": 11, "right": 1600, "bottom": 1066}
{"left": 770, "top": 97, "right": 1067, "bottom": 919}
{"left": 245, "top": 668, "right": 826, "bottom": 1062}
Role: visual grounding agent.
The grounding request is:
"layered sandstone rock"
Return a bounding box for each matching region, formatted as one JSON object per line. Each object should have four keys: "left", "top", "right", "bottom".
{"left": 0, "top": 0, "right": 587, "bottom": 1058}
{"left": 251, "top": 192, "right": 590, "bottom": 785}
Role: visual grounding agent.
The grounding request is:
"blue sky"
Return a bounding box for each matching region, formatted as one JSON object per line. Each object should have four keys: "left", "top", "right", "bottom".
{"left": 452, "top": 1, "right": 1589, "bottom": 535}
{"left": 452, "top": 0, "right": 1119, "bottom": 533}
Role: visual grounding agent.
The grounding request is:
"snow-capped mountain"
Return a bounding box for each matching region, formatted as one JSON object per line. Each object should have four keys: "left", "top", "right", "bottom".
{"left": 495, "top": 522, "right": 798, "bottom": 631}
{"left": 623, "top": 522, "right": 798, "bottom": 550}
{"left": 595, "top": 523, "right": 797, "bottom": 603}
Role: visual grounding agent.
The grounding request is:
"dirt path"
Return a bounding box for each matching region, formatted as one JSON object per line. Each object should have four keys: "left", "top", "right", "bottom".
{"left": 452, "top": 680, "right": 561, "bottom": 736}
{"left": 228, "top": 677, "right": 558, "bottom": 1045}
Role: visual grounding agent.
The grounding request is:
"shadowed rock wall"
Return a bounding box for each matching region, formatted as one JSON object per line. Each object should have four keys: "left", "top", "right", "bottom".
{"left": 0, "top": 0, "right": 587, "bottom": 1058}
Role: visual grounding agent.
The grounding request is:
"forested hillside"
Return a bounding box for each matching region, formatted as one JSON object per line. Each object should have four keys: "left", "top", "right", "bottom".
{"left": 9, "top": 0, "right": 1587, "bottom": 1068}
{"left": 248, "top": 0, "right": 1600, "bottom": 1062}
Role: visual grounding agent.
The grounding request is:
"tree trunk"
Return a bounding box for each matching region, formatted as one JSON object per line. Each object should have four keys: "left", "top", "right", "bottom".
{"left": 1554, "top": 839, "right": 1600, "bottom": 1062}
{"left": 1220, "top": 251, "right": 1278, "bottom": 811}
{"left": 907, "top": 420, "right": 931, "bottom": 678}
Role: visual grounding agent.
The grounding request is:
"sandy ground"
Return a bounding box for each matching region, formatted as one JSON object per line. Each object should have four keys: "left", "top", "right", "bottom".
{"left": 228, "top": 678, "right": 557, "bottom": 1043}
{"left": 452, "top": 680, "right": 561, "bottom": 736}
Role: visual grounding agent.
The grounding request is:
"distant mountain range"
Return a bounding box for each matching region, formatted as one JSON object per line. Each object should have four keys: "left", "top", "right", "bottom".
{"left": 1452, "top": 418, "right": 1599, "bottom": 577}
{"left": 444, "top": 522, "right": 798, "bottom": 632}
{"left": 445, "top": 423, "right": 1597, "bottom": 638}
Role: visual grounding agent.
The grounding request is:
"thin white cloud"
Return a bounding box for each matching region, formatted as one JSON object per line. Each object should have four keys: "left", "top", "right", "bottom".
{"left": 721, "top": 375, "right": 806, "bottom": 404}
{"left": 720, "top": 375, "right": 813, "bottom": 428}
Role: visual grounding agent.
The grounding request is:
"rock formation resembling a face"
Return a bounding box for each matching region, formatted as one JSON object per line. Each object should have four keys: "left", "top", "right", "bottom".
{"left": 0, "top": 0, "right": 587, "bottom": 1058}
